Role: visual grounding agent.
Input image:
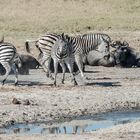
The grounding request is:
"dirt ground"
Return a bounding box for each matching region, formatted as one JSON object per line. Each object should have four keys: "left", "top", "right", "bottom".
{"left": 0, "top": 64, "right": 140, "bottom": 139}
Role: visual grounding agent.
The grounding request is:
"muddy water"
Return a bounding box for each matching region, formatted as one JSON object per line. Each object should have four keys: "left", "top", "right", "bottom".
{"left": 1, "top": 111, "right": 140, "bottom": 134}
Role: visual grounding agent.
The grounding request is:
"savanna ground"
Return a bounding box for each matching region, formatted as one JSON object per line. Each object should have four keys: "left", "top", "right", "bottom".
{"left": 0, "top": 0, "right": 140, "bottom": 139}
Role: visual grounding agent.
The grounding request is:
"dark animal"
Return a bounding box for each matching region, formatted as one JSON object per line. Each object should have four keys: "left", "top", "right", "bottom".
{"left": 0, "top": 54, "right": 40, "bottom": 75}
{"left": 0, "top": 63, "right": 6, "bottom": 75}
{"left": 111, "top": 41, "right": 140, "bottom": 67}
{"left": 17, "top": 54, "right": 40, "bottom": 75}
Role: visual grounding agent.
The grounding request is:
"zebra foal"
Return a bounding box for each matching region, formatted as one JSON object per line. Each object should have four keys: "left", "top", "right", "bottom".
{"left": 0, "top": 41, "right": 22, "bottom": 85}
{"left": 51, "top": 35, "right": 77, "bottom": 86}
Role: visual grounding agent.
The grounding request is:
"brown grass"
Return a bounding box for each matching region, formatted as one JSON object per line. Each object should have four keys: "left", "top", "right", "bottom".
{"left": 0, "top": 0, "right": 140, "bottom": 50}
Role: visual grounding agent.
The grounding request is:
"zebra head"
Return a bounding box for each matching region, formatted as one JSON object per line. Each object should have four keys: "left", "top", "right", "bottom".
{"left": 55, "top": 34, "right": 71, "bottom": 59}
{"left": 96, "top": 38, "right": 110, "bottom": 55}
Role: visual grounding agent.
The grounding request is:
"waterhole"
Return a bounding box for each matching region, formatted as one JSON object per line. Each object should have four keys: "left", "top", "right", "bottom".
{"left": 1, "top": 111, "right": 140, "bottom": 134}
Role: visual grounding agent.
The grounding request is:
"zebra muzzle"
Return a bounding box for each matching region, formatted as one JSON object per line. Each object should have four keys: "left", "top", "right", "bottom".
{"left": 59, "top": 53, "right": 63, "bottom": 58}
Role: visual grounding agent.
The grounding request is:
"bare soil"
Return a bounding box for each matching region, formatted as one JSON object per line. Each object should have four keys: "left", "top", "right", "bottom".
{"left": 0, "top": 65, "right": 140, "bottom": 139}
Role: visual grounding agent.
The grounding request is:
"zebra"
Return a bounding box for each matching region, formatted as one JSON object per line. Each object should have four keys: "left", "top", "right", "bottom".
{"left": 81, "top": 33, "right": 111, "bottom": 53}
{"left": 25, "top": 33, "right": 111, "bottom": 84}
{"left": 51, "top": 35, "right": 77, "bottom": 86}
{"left": 0, "top": 41, "right": 22, "bottom": 85}
{"left": 60, "top": 33, "right": 111, "bottom": 83}
{"left": 25, "top": 33, "right": 60, "bottom": 79}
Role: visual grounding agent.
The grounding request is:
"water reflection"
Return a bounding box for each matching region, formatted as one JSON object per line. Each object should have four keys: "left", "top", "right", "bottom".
{"left": 5, "top": 125, "right": 92, "bottom": 134}
{"left": 1, "top": 111, "right": 140, "bottom": 135}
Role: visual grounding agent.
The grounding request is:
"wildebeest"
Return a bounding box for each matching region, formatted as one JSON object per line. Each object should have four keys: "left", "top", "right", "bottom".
{"left": 111, "top": 41, "right": 140, "bottom": 67}
{"left": 0, "top": 54, "right": 40, "bottom": 75}
{"left": 17, "top": 54, "right": 40, "bottom": 74}
{"left": 0, "top": 63, "right": 6, "bottom": 75}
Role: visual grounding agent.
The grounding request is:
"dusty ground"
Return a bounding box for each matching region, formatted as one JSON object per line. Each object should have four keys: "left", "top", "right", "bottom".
{"left": 0, "top": 65, "right": 140, "bottom": 139}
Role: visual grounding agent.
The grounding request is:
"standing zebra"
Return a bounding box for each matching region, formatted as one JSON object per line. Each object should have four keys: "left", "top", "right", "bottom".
{"left": 0, "top": 42, "right": 22, "bottom": 85}
{"left": 25, "top": 33, "right": 111, "bottom": 83}
{"left": 64, "top": 33, "right": 110, "bottom": 83}
{"left": 25, "top": 33, "right": 60, "bottom": 79}
{"left": 51, "top": 36, "right": 77, "bottom": 86}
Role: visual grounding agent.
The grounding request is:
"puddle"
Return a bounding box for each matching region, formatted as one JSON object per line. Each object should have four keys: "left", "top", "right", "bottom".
{"left": 1, "top": 111, "right": 140, "bottom": 134}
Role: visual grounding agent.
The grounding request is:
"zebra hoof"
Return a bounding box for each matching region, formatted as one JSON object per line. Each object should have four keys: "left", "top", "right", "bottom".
{"left": 46, "top": 73, "right": 54, "bottom": 80}
{"left": 61, "top": 79, "right": 65, "bottom": 84}
{"left": 46, "top": 73, "right": 49, "bottom": 77}
{"left": 1, "top": 82, "right": 4, "bottom": 86}
{"left": 85, "top": 77, "right": 89, "bottom": 80}
{"left": 74, "top": 71, "right": 80, "bottom": 76}
{"left": 74, "top": 81, "right": 78, "bottom": 86}
{"left": 50, "top": 76, "right": 54, "bottom": 80}
{"left": 53, "top": 81, "right": 56, "bottom": 86}
{"left": 14, "top": 82, "right": 18, "bottom": 86}
{"left": 1, "top": 80, "right": 5, "bottom": 86}
{"left": 71, "top": 79, "right": 78, "bottom": 86}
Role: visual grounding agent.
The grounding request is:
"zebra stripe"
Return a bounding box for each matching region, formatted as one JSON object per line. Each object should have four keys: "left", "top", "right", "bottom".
{"left": 36, "top": 33, "right": 61, "bottom": 54}
{"left": 26, "top": 33, "right": 110, "bottom": 57}
{"left": 0, "top": 42, "right": 21, "bottom": 85}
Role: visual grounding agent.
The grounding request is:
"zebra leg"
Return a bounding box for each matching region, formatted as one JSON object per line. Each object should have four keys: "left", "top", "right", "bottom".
{"left": 43, "top": 59, "right": 54, "bottom": 80}
{"left": 39, "top": 54, "right": 54, "bottom": 80}
{"left": 53, "top": 59, "right": 58, "bottom": 86}
{"left": 75, "top": 55, "right": 85, "bottom": 77}
{"left": 12, "top": 63, "right": 18, "bottom": 86}
{"left": 1, "top": 62, "right": 11, "bottom": 85}
{"left": 59, "top": 62, "right": 66, "bottom": 84}
{"left": 65, "top": 59, "right": 77, "bottom": 85}
{"left": 75, "top": 55, "right": 87, "bottom": 84}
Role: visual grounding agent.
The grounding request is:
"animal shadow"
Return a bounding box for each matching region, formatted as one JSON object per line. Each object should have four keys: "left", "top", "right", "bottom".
{"left": 86, "top": 81, "right": 121, "bottom": 87}
{"left": 86, "top": 77, "right": 111, "bottom": 80}
{"left": 84, "top": 70, "right": 100, "bottom": 73}
{"left": 18, "top": 81, "right": 53, "bottom": 86}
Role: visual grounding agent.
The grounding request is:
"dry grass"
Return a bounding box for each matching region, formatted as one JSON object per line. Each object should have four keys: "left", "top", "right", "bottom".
{"left": 0, "top": 0, "right": 140, "bottom": 49}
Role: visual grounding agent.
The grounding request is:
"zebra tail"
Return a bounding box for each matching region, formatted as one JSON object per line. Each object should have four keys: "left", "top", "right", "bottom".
{"left": 25, "top": 40, "right": 37, "bottom": 53}
{"left": 25, "top": 41, "right": 30, "bottom": 53}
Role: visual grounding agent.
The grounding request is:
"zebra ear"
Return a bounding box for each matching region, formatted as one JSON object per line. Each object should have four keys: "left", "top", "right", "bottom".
{"left": 65, "top": 34, "right": 70, "bottom": 42}
{"left": 61, "top": 33, "right": 65, "bottom": 40}
{"left": 61, "top": 33, "right": 70, "bottom": 41}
